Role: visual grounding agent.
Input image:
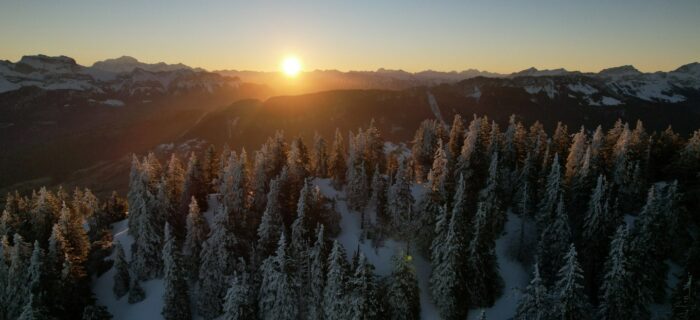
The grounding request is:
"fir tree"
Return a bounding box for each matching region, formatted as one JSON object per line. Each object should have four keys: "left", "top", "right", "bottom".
{"left": 515, "top": 264, "right": 552, "bottom": 320}
{"left": 349, "top": 254, "right": 380, "bottom": 320}
{"left": 554, "top": 244, "right": 590, "bottom": 320}
{"left": 112, "top": 242, "right": 130, "bottom": 299}
{"left": 308, "top": 224, "right": 327, "bottom": 320}
{"left": 386, "top": 253, "right": 420, "bottom": 320}
{"left": 257, "top": 177, "right": 284, "bottom": 258}
{"left": 467, "top": 200, "right": 503, "bottom": 307}
{"left": 162, "top": 224, "right": 191, "bottom": 320}
{"left": 258, "top": 232, "right": 298, "bottom": 320}
{"left": 430, "top": 201, "right": 468, "bottom": 320}
{"left": 324, "top": 240, "right": 350, "bottom": 320}
{"left": 536, "top": 153, "right": 562, "bottom": 230}
{"left": 312, "top": 132, "right": 329, "bottom": 178}
{"left": 479, "top": 152, "right": 503, "bottom": 238}
{"left": 223, "top": 272, "right": 254, "bottom": 320}
{"left": 329, "top": 128, "right": 347, "bottom": 187}
{"left": 197, "top": 209, "right": 236, "bottom": 319}
{"left": 597, "top": 225, "right": 646, "bottom": 320}
{"left": 387, "top": 159, "right": 414, "bottom": 238}
{"left": 537, "top": 198, "right": 571, "bottom": 285}
{"left": 182, "top": 197, "right": 209, "bottom": 281}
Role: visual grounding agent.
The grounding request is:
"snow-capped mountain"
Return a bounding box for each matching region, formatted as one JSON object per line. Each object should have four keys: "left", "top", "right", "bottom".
{"left": 0, "top": 55, "right": 240, "bottom": 96}
{"left": 91, "top": 55, "right": 201, "bottom": 74}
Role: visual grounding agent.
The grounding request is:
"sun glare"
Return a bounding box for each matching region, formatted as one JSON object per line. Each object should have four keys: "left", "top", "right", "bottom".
{"left": 281, "top": 56, "right": 302, "bottom": 77}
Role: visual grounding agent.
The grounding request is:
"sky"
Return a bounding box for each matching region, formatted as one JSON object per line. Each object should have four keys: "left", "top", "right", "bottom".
{"left": 1, "top": 0, "right": 699, "bottom": 73}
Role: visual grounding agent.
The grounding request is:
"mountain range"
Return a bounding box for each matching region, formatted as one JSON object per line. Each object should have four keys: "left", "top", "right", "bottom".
{"left": 1, "top": 54, "right": 699, "bottom": 198}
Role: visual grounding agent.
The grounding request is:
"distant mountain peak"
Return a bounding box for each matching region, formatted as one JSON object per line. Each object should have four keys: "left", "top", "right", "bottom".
{"left": 598, "top": 65, "right": 641, "bottom": 77}
{"left": 673, "top": 62, "right": 700, "bottom": 75}
{"left": 511, "top": 67, "right": 569, "bottom": 77}
{"left": 91, "top": 56, "right": 193, "bottom": 73}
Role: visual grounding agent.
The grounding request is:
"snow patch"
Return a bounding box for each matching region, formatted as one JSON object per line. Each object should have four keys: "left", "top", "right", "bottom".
{"left": 467, "top": 211, "right": 529, "bottom": 320}
{"left": 313, "top": 178, "right": 439, "bottom": 319}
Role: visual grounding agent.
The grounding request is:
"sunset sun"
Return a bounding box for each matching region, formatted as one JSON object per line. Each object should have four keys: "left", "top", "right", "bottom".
{"left": 281, "top": 56, "right": 302, "bottom": 77}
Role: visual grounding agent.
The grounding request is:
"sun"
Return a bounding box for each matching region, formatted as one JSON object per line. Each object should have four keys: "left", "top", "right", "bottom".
{"left": 281, "top": 56, "right": 302, "bottom": 77}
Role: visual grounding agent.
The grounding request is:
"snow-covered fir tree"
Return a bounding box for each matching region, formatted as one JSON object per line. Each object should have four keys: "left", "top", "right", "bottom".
{"left": 537, "top": 153, "right": 562, "bottom": 229}
{"left": 329, "top": 128, "right": 347, "bottom": 187}
{"left": 386, "top": 253, "right": 420, "bottom": 320}
{"left": 324, "top": 240, "right": 350, "bottom": 320}
{"left": 349, "top": 254, "right": 380, "bottom": 320}
{"left": 515, "top": 263, "right": 552, "bottom": 320}
{"left": 467, "top": 200, "right": 503, "bottom": 307}
{"left": 258, "top": 232, "right": 298, "bottom": 320}
{"left": 387, "top": 159, "right": 414, "bottom": 238}
{"left": 161, "top": 223, "right": 191, "bottom": 320}
{"left": 222, "top": 272, "right": 254, "bottom": 320}
{"left": 537, "top": 198, "right": 571, "bottom": 285}
{"left": 307, "top": 224, "right": 327, "bottom": 320}
{"left": 112, "top": 242, "right": 130, "bottom": 299}
{"left": 312, "top": 132, "right": 329, "bottom": 178}
{"left": 553, "top": 244, "right": 591, "bottom": 320}
{"left": 182, "top": 196, "right": 209, "bottom": 281}
{"left": 197, "top": 208, "right": 237, "bottom": 319}
{"left": 597, "top": 225, "right": 645, "bottom": 320}
{"left": 430, "top": 198, "right": 468, "bottom": 320}
{"left": 256, "top": 177, "right": 284, "bottom": 259}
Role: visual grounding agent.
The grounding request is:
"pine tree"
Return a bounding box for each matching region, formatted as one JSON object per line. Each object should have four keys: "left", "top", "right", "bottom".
{"left": 202, "top": 145, "right": 219, "bottom": 193}
{"left": 131, "top": 189, "right": 164, "bottom": 280}
{"left": 387, "top": 159, "right": 414, "bottom": 238}
{"left": 368, "top": 165, "right": 388, "bottom": 235}
{"left": 312, "top": 132, "right": 329, "bottom": 178}
{"left": 447, "top": 114, "right": 465, "bottom": 166}
{"left": 565, "top": 126, "right": 588, "bottom": 182}
{"left": 554, "top": 244, "right": 590, "bottom": 320}
{"left": 467, "top": 201, "right": 503, "bottom": 307}
{"left": 537, "top": 198, "right": 571, "bottom": 285}
{"left": 515, "top": 264, "right": 552, "bottom": 320}
{"left": 581, "top": 175, "right": 615, "bottom": 299}
{"left": 6, "top": 234, "right": 31, "bottom": 319}
{"left": 537, "top": 153, "right": 561, "bottom": 230}
{"left": 182, "top": 197, "right": 209, "bottom": 281}
{"left": 479, "top": 152, "right": 503, "bottom": 238}
{"left": 597, "top": 225, "right": 646, "bottom": 320}
{"left": 182, "top": 152, "right": 207, "bottom": 213}
{"left": 161, "top": 224, "right": 191, "bottom": 320}
{"left": 430, "top": 201, "right": 468, "bottom": 320}
{"left": 258, "top": 232, "right": 298, "bottom": 320}
{"left": 329, "top": 128, "right": 347, "bottom": 187}
{"left": 427, "top": 139, "right": 449, "bottom": 196}
{"left": 349, "top": 254, "right": 380, "bottom": 320}
{"left": 251, "top": 151, "right": 270, "bottom": 213}
{"left": 112, "top": 242, "right": 130, "bottom": 299}
{"left": 455, "top": 116, "right": 485, "bottom": 201}
{"left": 347, "top": 159, "right": 369, "bottom": 211}
{"left": 257, "top": 177, "right": 284, "bottom": 259}
{"left": 17, "top": 293, "right": 50, "bottom": 320}
{"left": 324, "top": 240, "right": 350, "bottom": 320}
{"left": 223, "top": 272, "right": 254, "bottom": 320}
{"left": 197, "top": 209, "right": 236, "bottom": 319}
{"left": 386, "top": 253, "right": 420, "bottom": 320}
{"left": 308, "top": 224, "right": 327, "bottom": 320}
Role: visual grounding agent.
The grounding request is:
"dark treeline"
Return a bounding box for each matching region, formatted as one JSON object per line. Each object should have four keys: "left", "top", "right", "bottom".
{"left": 1, "top": 114, "right": 699, "bottom": 320}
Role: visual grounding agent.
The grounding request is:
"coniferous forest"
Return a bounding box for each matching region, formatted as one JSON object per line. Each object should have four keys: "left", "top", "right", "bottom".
{"left": 2, "top": 115, "right": 700, "bottom": 320}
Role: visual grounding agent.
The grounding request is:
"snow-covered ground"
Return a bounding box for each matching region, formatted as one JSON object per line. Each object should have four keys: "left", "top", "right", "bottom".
{"left": 95, "top": 179, "right": 529, "bottom": 320}
{"left": 466, "top": 211, "right": 529, "bottom": 320}
{"left": 93, "top": 220, "right": 166, "bottom": 320}
{"left": 313, "top": 178, "right": 440, "bottom": 319}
